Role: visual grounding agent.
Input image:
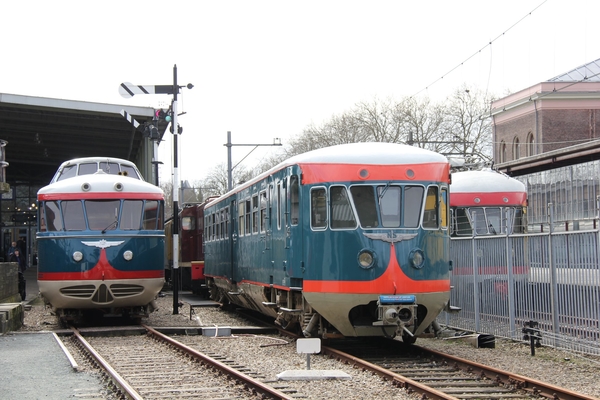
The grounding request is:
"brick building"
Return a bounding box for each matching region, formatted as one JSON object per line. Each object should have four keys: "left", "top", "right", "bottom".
{"left": 492, "top": 58, "right": 600, "bottom": 167}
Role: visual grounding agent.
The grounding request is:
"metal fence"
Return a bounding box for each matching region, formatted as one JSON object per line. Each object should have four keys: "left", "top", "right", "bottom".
{"left": 441, "top": 217, "right": 600, "bottom": 355}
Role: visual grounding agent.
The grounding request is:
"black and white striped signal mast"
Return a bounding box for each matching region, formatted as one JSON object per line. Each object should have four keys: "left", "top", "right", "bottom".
{"left": 119, "top": 65, "right": 193, "bottom": 315}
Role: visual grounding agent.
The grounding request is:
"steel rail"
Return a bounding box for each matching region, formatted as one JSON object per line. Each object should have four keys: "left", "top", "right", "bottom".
{"left": 71, "top": 328, "right": 143, "bottom": 400}
{"left": 142, "top": 324, "right": 295, "bottom": 400}
{"left": 322, "top": 345, "right": 457, "bottom": 400}
{"left": 419, "top": 345, "right": 599, "bottom": 400}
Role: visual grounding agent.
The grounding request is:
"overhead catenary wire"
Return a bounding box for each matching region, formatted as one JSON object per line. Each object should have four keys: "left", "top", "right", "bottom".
{"left": 411, "top": 0, "right": 548, "bottom": 98}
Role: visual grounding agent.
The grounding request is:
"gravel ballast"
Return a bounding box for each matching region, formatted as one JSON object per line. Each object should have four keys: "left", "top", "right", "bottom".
{"left": 15, "top": 294, "right": 600, "bottom": 399}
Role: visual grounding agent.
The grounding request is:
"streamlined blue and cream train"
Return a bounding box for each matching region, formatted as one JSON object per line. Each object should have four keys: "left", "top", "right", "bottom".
{"left": 204, "top": 142, "right": 453, "bottom": 341}
{"left": 37, "top": 157, "right": 165, "bottom": 321}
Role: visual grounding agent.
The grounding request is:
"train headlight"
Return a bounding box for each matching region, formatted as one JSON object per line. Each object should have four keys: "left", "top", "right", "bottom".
{"left": 358, "top": 250, "right": 375, "bottom": 269}
{"left": 409, "top": 249, "right": 425, "bottom": 269}
{"left": 73, "top": 251, "right": 83, "bottom": 262}
{"left": 123, "top": 250, "right": 133, "bottom": 261}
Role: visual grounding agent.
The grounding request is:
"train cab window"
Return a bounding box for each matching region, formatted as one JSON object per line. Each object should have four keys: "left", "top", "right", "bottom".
{"left": 121, "top": 200, "right": 143, "bottom": 230}
{"left": 513, "top": 208, "right": 525, "bottom": 233}
{"left": 79, "top": 163, "right": 98, "bottom": 176}
{"left": 440, "top": 187, "right": 448, "bottom": 228}
{"left": 486, "top": 207, "right": 502, "bottom": 234}
{"left": 62, "top": 200, "right": 86, "bottom": 231}
{"left": 378, "top": 185, "right": 402, "bottom": 228}
{"left": 330, "top": 186, "right": 357, "bottom": 229}
{"left": 290, "top": 176, "right": 299, "bottom": 226}
{"left": 57, "top": 165, "right": 77, "bottom": 181}
{"left": 422, "top": 186, "right": 439, "bottom": 229}
{"left": 311, "top": 187, "right": 327, "bottom": 229}
{"left": 453, "top": 208, "right": 473, "bottom": 236}
{"left": 120, "top": 165, "right": 140, "bottom": 179}
{"left": 44, "top": 201, "right": 63, "bottom": 231}
{"left": 99, "top": 162, "right": 120, "bottom": 175}
{"left": 181, "top": 216, "right": 195, "bottom": 231}
{"left": 403, "top": 186, "right": 424, "bottom": 228}
{"left": 470, "top": 208, "right": 488, "bottom": 235}
{"left": 350, "top": 186, "right": 378, "bottom": 228}
{"left": 85, "top": 200, "right": 120, "bottom": 231}
{"left": 39, "top": 210, "right": 47, "bottom": 232}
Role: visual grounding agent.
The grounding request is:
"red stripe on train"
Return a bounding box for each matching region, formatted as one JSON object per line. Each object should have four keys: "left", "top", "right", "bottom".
{"left": 450, "top": 192, "right": 526, "bottom": 207}
{"left": 38, "top": 192, "right": 164, "bottom": 201}
{"left": 300, "top": 163, "right": 450, "bottom": 185}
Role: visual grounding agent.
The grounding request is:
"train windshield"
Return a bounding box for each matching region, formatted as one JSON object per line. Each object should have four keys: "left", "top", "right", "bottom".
{"left": 54, "top": 161, "right": 142, "bottom": 182}
{"left": 349, "top": 184, "right": 427, "bottom": 229}
{"left": 452, "top": 206, "right": 524, "bottom": 236}
{"left": 39, "top": 199, "right": 163, "bottom": 231}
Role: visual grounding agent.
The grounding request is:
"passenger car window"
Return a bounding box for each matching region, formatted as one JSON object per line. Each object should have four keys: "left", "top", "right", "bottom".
{"left": 311, "top": 188, "right": 327, "bottom": 229}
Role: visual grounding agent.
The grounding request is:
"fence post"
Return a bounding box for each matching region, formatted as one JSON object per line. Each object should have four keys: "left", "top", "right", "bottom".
{"left": 548, "top": 203, "right": 559, "bottom": 346}
{"left": 505, "top": 207, "right": 516, "bottom": 338}
{"left": 471, "top": 211, "right": 480, "bottom": 332}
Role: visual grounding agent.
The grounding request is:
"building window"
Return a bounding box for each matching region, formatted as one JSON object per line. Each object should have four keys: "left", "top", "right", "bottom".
{"left": 526, "top": 132, "right": 534, "bottom": 157}
{"left": 500, "top": 140, "right": 506, "bottom": 163}
{"left": 513, "top": 137, "right": 520, "bottom": 160}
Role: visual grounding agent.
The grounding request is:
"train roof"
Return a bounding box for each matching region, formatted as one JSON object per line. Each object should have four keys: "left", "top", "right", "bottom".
{"left": 206, "top": 142, "right": 449, "bottom": 208}
{"left": 285, "top": 142, "right": 448, "bottom": 165}
{"left": 450, "top": 169, "right": 527, "bottom": 207}
{"left": 38, "top": 171, "right": 163, "bottom": 199}
{"left": 50, "top": 156, "right": 143, "bottom": 183}
{"left": 450, "top": 169, "right": 526, "bottom": 194}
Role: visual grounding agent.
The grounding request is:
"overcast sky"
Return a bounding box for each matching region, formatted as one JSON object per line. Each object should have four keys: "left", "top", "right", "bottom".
{"left": 3, "top": 0, "right": 599, "bottom": 185}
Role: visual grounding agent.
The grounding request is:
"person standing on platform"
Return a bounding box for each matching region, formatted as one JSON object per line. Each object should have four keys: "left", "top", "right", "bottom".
{"left": 10, "top": 249, "right": 27, "bottom": 301}
{"left": 7, "top": 241, "right": 18, "bottom": 260}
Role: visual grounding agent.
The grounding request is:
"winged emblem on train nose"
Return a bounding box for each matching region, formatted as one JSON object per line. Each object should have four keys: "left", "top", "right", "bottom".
{"left": 363, "top": 232, "right": 417, "bottom": 243}
{"left": 81, "top": 240, "right": 125, "bottom": 249}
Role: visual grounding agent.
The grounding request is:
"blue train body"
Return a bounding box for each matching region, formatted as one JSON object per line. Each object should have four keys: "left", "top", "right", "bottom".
{"left": 37, "top": 158, "right": 165, "bottom": 321}
{"left": 204, "top": 142, "right": 453, "bottom": 341}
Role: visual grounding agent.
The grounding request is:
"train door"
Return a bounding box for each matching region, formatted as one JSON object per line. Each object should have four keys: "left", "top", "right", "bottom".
{"left": 229, "top": 199, "right": 238, "bottom": 282}
{"left": 285, "top": 174, "right": 302, "bottom": 280}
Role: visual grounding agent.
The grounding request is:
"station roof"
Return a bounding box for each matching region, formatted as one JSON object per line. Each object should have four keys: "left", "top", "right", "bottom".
{"left": 0, "top": 93, "right": 166, "bottom": 186}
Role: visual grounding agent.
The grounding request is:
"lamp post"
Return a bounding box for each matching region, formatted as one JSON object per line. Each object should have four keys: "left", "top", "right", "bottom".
{"left": 224, "top": 131, "right": 282, "bottom": 191}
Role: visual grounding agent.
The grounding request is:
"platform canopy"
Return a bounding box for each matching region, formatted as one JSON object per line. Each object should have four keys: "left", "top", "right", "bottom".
{"left": 0, "top": 93, "right": 168, "bottom": 185}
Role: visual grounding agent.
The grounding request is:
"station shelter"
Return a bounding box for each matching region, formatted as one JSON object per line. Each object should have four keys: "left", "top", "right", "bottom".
{"left": 0, "top": 93, "right": 169, "bottom": 267}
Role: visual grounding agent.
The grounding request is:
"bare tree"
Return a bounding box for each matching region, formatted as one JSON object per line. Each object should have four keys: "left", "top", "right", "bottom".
{"left": 160, "top": 180, "right": 174, "bottom": 219}
{"left": 396, "top": 96, "right": 448, "bottom": 152}
{"left": 235, "top": 85, "right": 496, "bottom": 180}
{"left": 444, "top": 85, "right": 494, "bottom": 167}
{"left": 200, "top": 163, "right": 253, "bottom": 197}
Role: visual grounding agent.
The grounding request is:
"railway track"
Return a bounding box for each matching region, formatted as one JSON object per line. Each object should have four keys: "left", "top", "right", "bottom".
{"left": 323, "top": 337, "right": 597, "bottom": 400}
{"left": 67, "top": 325, "right": 295, "bottom": 399}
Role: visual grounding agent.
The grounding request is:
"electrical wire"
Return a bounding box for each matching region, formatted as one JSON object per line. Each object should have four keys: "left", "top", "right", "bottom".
{"left": 411, "top": 0, "right": 548, "bottom": 98}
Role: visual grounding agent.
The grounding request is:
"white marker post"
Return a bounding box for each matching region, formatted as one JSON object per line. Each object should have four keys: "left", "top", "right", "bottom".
{"left": 297, "top": 338, "right": 321, "bottom": 370}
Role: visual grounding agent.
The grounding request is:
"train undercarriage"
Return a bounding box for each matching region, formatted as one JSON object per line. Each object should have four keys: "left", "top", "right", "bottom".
{"left": 206, "top": 278, "right": 438, "bottom": 342}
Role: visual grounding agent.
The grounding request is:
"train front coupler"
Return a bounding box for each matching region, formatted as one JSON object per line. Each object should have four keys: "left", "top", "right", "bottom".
{"left": 373, "top": 294, "right": 417, "bottom": 337}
